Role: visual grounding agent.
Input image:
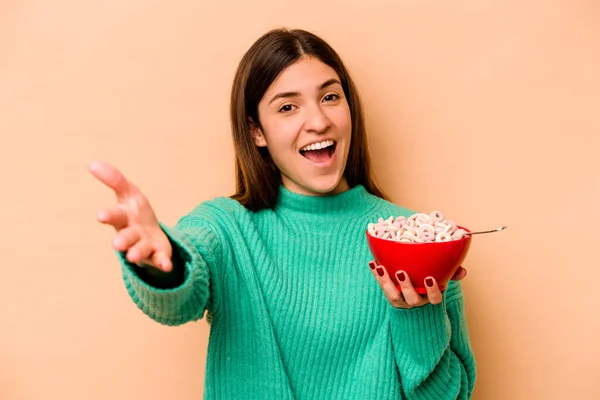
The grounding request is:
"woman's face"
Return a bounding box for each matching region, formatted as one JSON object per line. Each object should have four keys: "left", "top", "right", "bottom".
{"left": 252, "top": 56, "right": 352, "bottom": 197}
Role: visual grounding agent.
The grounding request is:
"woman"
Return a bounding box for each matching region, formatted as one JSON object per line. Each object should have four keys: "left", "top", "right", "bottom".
{"left": 89, "top": 28, "right": 476, "bottom": 399}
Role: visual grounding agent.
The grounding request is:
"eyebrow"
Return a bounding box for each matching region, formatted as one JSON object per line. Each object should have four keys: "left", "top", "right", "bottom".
{"left": 268, "top": 78, "right": 342, "bottom": 105}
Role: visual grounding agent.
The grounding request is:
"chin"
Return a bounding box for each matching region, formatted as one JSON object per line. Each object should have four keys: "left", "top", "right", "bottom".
{"left": 297, "top": 173, "right": 349, "bottom": 196}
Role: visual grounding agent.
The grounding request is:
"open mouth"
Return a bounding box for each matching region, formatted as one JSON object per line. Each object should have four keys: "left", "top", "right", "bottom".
{"left": 299, "top": 140, "right": 337, "bottom": 164}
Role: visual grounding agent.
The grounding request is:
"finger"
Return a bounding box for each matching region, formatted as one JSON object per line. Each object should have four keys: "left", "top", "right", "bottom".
{"left": 373, "top": 265, "right": 405, "bottom": 308}
{"left": 368, "top": 260, "right": 380, "bottom": 278}
{"left": 97, "top": 207, "right": 129, "bottom": 230}
{"left": 88, "top": 160, "right": 136, "bottom": 201}
{"left": 150, "top": 251, "right": 173, "bottom": 272}
{"left": 424, "top": 277, "right": 443, "bottom": 305}
{"left": 451, "top": 267, "right": 467, "bottom": 281}
{"left": 112, "top": 227, "right": 141, "bottom": 252}
{"left": 395, "top": 270, "right": 424, "bottom": 307}
{"left": 369, "top": 260, "right": 377, "bottom": 271}
{"left": 126, "top": 239, "right": 153, "bottom": 265}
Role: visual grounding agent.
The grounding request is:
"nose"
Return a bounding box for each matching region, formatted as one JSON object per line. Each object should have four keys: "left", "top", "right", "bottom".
{"left": 303, "top": 104, "right": 331, "bottom": 134}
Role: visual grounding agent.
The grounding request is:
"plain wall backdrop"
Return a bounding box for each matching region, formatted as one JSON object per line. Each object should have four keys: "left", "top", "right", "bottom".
{"left": 1, "top": 0, "right": 599, "bottom": 399}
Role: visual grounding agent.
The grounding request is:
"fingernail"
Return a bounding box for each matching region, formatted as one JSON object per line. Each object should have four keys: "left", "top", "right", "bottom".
{"left": 397, "top": 272, "right": 406, "bottom": 282}
{"left": 376, "top": 267, "right": 384, "bottom": 277}
{"left": 369, "top": 261, "right": 376, "bottom": 270}
{"left": 425, "top": 278, "right": 434, "bottom": 287}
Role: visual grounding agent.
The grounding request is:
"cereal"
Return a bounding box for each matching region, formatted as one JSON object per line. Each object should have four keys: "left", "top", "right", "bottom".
{"left": 368, "top": 211, "right": 468, "bottom": 243}
{"left": 435, "top": 232, "right": 451, "bottom": 242}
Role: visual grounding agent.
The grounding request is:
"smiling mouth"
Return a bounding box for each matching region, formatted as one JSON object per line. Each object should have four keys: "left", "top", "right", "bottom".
{"left": 299, "top": 141, "right": 337, "bottom": 163}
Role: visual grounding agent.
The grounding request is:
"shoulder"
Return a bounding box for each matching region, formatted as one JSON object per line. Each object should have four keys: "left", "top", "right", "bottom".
{"left": 177, "top": 196, "right": 252, "bottom": 228}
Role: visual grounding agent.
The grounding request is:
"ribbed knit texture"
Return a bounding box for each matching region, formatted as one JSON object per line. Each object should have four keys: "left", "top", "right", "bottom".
{"left": 118, "top": 185, "right": 476, "bottom": 399}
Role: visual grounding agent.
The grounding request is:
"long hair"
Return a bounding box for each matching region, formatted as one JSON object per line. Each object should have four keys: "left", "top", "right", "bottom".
{"left": 230, "top": 28, "right": 388, "bottom": 211}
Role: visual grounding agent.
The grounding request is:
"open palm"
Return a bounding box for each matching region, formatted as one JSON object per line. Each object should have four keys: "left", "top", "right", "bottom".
{"left": 89, "top": 160, "right": 173, "bottom": 272}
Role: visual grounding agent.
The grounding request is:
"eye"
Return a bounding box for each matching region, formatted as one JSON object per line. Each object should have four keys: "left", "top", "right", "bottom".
{"left": 323, "top": 93, "right": 340, "bottom": 102}
{"left": 278, "top": 104, "right": 297, "bottom": 113}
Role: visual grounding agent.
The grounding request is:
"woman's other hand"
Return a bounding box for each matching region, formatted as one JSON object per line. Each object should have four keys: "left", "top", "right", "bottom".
{"left": 368, "top": 261, "right": 467, "bottom": 309}
{"left": 89, "top": 160, "right": 173, "bottom": 272}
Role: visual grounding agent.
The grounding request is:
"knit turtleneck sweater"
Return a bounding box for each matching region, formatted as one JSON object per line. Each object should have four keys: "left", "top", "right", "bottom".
{"left": 118, "top": 185, "right": 476, "bottom": 399}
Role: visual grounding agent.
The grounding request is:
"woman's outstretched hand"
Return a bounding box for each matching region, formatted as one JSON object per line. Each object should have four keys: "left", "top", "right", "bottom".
{"left": 89, "top": 160, "right": 173, "bottom": 272}
{"left": 368, "top": 261, "right": 467, "bottom": 309}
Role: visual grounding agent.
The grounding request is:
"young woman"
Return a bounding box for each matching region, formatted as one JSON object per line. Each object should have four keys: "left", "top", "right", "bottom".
{"left": 90, "top": 28, "right": 476, "bottom": 399}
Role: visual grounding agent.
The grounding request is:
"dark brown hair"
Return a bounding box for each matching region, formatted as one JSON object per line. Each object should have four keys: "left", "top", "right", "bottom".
{"left": 230, "top": 28, "right": 388, "bottom": 210}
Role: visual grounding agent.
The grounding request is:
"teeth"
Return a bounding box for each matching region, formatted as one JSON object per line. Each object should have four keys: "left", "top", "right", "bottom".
{"left": 300, "top": 140, "right": 335, "bottom": 152}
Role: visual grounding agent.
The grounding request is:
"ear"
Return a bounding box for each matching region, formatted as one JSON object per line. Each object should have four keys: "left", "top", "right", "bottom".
{"left": 249, "top": 120, "right": 267, "bottom": 147}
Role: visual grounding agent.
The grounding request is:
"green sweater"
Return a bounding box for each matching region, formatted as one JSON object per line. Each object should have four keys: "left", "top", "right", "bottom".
{"left": 118, "top": 185, "right": 476, "bottom": 399}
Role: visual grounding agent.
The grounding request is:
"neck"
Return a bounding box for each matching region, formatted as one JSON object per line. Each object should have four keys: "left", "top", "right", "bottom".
{"left": 274, "top": 184, "right": 376, "bottom": 225}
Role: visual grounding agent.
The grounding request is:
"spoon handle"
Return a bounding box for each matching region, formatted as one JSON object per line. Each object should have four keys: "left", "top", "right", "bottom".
{"left": 466, "top": 226, "right": 507, "bottom": 235}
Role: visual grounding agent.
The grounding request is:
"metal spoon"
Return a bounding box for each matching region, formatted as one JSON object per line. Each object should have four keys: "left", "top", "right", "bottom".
{"left": 465, "top": 226, "right": 507, "bottom": 236}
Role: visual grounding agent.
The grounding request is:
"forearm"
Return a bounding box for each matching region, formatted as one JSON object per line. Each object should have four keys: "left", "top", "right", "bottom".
{"left": 389, "top": 283, "right": 476, "bottom": 399}
{"left": 118, "top": 221, "right": 219, "bottom": 326}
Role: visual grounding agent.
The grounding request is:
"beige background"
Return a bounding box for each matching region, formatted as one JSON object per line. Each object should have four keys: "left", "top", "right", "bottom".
{"left": 2, "top": 0, "right": 599, "bottom": 399}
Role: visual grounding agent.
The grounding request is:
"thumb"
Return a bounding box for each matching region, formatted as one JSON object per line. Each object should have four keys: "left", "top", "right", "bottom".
{"left": 89, "top": 160, "right": 139, "bottom": 201}
{"left": 451, "top": 267, "right": 467, "bottom": 281}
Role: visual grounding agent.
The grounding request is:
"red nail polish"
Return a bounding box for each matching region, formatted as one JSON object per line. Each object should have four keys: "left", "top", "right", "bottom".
{"left": 426, "top": 278, "right": 434, "bottom": 287}
{"left": 397, "top": 272, "right": 406, "bottom": 282}
{"left": 376, "top": 267, "right": 384, "bottom": 277}
{"left": 369, "top": 261, "right": 376, "bottom": 270}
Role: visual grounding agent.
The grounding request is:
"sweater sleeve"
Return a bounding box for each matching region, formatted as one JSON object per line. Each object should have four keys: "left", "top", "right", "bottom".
{"left": 388, "top": 281, "right": 477, "bottom": 399}
{"left": 117, "top": 215, "right": 223, "bottom": 326}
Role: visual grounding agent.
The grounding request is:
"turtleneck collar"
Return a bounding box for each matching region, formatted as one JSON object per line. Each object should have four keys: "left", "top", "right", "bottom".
{"left": 274, "top": 184, "right": 376, "bottom": 222}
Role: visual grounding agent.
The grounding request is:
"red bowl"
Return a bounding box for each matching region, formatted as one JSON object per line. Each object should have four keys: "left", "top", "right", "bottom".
{"left": 366, "top": 226, "right": 472, "bottom": 294}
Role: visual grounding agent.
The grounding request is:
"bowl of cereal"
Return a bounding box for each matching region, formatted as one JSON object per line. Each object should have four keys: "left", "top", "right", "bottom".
{"left": 366, "top": 211, "right": 472, "bottom": 294}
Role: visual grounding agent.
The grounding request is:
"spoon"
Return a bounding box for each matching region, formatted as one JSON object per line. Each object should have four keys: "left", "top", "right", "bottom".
{"left": 465, "top": 226, "right": 507, "bottom": 236}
